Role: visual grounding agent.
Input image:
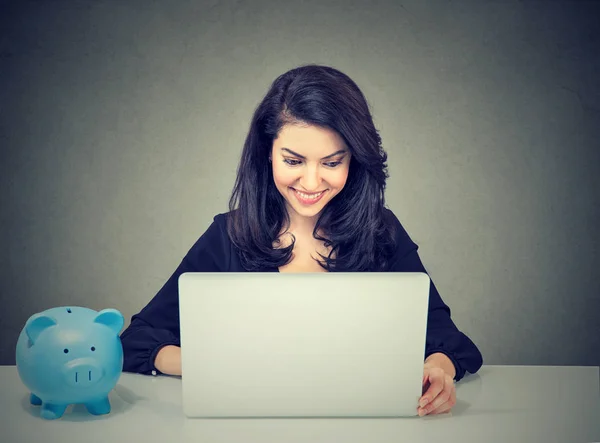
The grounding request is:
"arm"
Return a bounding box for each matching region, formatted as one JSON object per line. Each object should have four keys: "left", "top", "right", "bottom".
{"left": 120, "top": 214, "right": 231, "bottom": 376}
{"left": 386, "top": 211, "right": 483, "bottom": 382}
{"left": 119, "top": 258, "right": 189, "bottom": 376}
{"left": 391, "top": 246, "right": 483, "bottom": 381}
{"left": 154, "top": 345, "right": 182, "bottom": 375}
{"left": 425, "top": 352, "right": 456, "bottom": 379}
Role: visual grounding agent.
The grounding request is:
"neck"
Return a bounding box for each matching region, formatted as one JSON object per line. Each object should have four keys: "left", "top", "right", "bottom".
{"left": 286, "top": 205, "right": 320, "bottom": 235}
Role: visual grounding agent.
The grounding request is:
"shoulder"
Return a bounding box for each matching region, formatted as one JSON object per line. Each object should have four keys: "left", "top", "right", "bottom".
{"left": 382, "top": 207, "right": 419, "bottom": 261}
{"left": 211, "top": 211, "right": 230, "bottom": 229}
{"left": 182, "top": 211, "right": 235, "bottom": 271}
{"left": 193, "top": 211, "right": 230, "bottom": 242}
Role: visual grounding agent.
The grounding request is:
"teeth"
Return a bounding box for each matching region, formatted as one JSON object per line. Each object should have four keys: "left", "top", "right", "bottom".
{"left": 295, "top": 190, "right": 323, "bottom": 200}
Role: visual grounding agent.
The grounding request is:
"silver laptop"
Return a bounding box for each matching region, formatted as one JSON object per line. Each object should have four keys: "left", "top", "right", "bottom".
{"left": 178, "top": 272, "right": 430, "bottom": 418}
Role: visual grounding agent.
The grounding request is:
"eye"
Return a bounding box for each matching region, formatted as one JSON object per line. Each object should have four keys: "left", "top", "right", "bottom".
{"left": 283, "top": 159, "right": 342, "bottom": 167}
{"left": 64, "top": 349, "right": 69, "bottom": 354}
{"left": 91, "top": 346, "right": 96, "bottom": 351}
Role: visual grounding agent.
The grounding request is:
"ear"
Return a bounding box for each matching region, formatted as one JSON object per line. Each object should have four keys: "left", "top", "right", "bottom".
{"left": 25, "top": 314, "right": 57, "bottom": 344}
{"left": 93, "top": 309, "right": 125, "bottom": 335}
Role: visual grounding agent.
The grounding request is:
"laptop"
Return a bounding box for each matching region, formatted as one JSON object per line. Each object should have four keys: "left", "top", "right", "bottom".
{"left": 178, "top": 272, "right": 430, "bottom": 418}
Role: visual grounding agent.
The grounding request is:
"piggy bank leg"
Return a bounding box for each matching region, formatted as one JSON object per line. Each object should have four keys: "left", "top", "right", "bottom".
{"left": 85, "top": 396, "right": 111, "bottom": 415}
{"left": 40, "top": 402, "right": 67, "bottom": 420}
{"left": 30, "top": 393, "right": 42, "bottom": 406}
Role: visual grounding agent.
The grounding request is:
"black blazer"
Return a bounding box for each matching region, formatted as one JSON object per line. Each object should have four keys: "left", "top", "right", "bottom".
{"left": 120, "top": 209, "right": 483, "bottom": 381}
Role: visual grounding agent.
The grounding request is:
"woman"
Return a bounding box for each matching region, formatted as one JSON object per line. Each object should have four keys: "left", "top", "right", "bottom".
{"left": 120, "top": 64, "right": 483, "bottom": 417}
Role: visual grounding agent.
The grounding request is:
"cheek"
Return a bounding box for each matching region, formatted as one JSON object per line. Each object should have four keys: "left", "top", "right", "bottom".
{"left": 272, "top": 164, "right": 350, "bottom": 189}
{"left": 272, "top": 165, "right": 295, "bottom": 187}
{"left": 329, "top": 168, "right": 350, "bottom": 189}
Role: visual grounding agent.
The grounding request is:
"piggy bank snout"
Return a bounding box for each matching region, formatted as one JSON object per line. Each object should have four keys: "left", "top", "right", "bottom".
{"left": 64, "top": 359, "right": 105, "bottom": 387}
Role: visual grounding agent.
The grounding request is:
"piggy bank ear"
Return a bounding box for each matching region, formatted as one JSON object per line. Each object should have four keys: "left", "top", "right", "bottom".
{"left": 26, "top": 314, "right": 57, "bottom": 344}
{"left": 93, "top": 309, "right": 125, "bottom": 334}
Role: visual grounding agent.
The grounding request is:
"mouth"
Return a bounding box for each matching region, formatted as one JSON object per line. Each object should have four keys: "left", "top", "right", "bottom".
{"left": 290, "top": 187, "right": 327, "bottom": 205}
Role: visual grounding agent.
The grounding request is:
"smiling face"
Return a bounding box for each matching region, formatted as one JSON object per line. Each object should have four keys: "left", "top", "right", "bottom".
{"left": 271, "top": 123, "right": 351, "bottom": 228}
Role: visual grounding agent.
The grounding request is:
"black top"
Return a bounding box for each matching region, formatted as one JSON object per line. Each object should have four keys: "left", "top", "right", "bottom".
{"left": 120, "top": 209, "right": 483, "bottom": 381}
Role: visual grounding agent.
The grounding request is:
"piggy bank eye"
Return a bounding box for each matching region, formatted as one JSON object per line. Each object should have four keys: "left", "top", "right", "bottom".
{"left": 91, "top": 346, "right": 96, "bottom": 352}
{"left": 63, "top": 349, "right": 69, "bottom": 354}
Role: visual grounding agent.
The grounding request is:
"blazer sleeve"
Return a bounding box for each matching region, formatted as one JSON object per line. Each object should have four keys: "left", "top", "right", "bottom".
{"left": 120, "top": 213, "right": 231, "bottom": 375}
{"left": 387, "top": 211, "right": 483, "bottom": 382}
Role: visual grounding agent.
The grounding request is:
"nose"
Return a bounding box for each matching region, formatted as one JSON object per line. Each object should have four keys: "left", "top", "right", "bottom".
{"left": 64, "top": 359, "right": 105, "bottom": 387}
{"left": 299, "top": 164, "right": 321, "bottom": 191}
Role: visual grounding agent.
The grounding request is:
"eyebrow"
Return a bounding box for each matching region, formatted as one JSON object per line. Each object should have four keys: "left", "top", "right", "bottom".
{"left": 281, "top": 148, "right": 348, "bottom": 160}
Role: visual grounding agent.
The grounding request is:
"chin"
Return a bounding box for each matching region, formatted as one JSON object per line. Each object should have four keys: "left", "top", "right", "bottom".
{"left": 287, "top": 194, "right": 330, "bottom": 217}
{"left": 278, "top": 185, "right": 339, "bottom": 218}
{"left": 292, "top": 205, "right": 325, "bottom": 217}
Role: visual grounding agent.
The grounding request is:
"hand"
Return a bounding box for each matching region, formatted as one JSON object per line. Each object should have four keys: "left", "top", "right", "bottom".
{"left": 417, "top": 355, "right": 456, "bottom": 416}
{"left": 154, "top": 345, "right": 182, "bottom": 376}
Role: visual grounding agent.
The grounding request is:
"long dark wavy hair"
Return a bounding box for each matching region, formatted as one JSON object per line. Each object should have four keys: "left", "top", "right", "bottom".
{"left": 227, "top": 64, "right": 398, "bottom": 272}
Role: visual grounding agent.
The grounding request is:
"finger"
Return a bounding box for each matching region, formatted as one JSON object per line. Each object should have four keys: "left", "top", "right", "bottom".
{"left": 421, "top": 378, "right": 431, "bottom": 395}
{"left": 419, "top": 375, "right": 452, "bottom": 416}
{"left": 429, "top": 386, "right": 456, "bottom": 415}
{"left": 428, "top": 401, "right": 453, "bottom": 415}
{"left": 419, "top": 372, "right": 431, "bottom": 407}
{"left": 420, "top": 368, "right": 445, "bottom": 408}
{"left": 420, "top": 368, "right": 431, "bottom": 400}
{"left": 424, "top": 380, "right": 456, "bottom": 416}
{"left": 426, "top": 375, "right": 452, "bottom": 411}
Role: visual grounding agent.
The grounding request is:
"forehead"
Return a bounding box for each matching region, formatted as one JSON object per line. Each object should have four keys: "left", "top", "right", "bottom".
{"left": 273, "top": 124, "right": 347, "bottom": 154}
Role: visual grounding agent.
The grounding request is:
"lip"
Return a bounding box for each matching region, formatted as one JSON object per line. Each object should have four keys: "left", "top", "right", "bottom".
{"left": 291, "top": 188, "right": 327, "bottom": 205}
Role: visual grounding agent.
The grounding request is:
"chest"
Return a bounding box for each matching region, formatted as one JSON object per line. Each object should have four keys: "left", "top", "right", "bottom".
{"left": 275, "top": 234, "right": 332, "bottom": 273}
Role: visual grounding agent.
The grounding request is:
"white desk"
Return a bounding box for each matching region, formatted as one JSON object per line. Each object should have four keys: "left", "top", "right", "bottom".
{"left": 1, "top": 365, "right": 599, "bottom": 443}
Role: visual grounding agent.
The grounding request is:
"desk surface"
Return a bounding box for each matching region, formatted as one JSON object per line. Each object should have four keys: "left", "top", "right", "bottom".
{"left": 1, "top": 365, "right": 599, "bottom": 443}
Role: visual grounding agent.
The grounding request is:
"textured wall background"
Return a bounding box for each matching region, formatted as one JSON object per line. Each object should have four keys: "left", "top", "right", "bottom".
{"left": 1, "top": 0, "right": 599, "bottom": 367}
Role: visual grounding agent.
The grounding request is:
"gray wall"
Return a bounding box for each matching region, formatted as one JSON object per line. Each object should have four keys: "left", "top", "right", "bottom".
{"left": 1, "top": 0, "right": 599, "bottom": 367}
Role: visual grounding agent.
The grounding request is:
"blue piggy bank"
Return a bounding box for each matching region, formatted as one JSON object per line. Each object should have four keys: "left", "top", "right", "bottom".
{"left": 15, "top": 306, "right": 124, "bottom": 420}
